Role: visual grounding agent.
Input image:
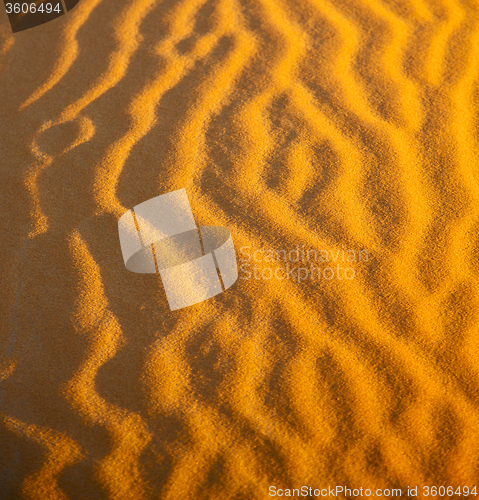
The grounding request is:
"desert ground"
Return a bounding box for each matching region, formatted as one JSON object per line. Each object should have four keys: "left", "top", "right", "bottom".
{"left": 1, "top": 0, "right": 479, "bottom": 498}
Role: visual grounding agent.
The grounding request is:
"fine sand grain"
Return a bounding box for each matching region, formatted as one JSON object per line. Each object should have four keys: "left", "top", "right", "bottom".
{"left": 1, "top": 0, "right": 479, "bottom": 498}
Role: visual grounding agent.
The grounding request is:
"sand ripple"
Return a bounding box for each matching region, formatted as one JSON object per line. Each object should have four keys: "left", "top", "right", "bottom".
{"left": 1, "top": 0, "right": 479, "bottom": 498}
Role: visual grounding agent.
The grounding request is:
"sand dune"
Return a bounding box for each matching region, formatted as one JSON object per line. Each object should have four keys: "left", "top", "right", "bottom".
{"left": 1, "top": 0, "right": 479, "bottom": 498}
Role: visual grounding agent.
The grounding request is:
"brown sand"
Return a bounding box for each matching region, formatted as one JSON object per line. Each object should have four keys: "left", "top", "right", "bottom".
{"left": 1, "top": 0, "right": 479, "bottom": 498}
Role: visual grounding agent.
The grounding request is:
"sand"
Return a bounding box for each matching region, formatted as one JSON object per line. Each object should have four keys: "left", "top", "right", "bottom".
{"left": 1, "top": 0, "right": 479, "bottom": 498}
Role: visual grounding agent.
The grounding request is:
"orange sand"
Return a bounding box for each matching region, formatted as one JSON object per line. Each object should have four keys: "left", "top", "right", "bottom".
{"left": 1, "top": 0, "right": 479, "bottom": 498}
